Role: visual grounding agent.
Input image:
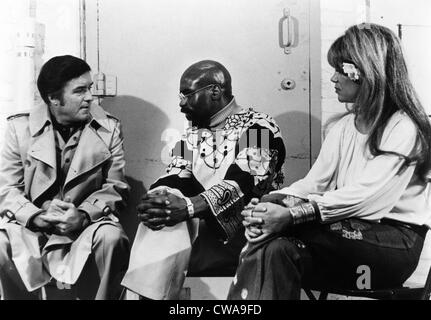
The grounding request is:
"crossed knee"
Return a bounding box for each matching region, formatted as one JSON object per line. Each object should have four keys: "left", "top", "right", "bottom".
{"left": 264, "top": 237, "right": 301, "bottom": 261}
{"left": 92, "top": 225, "right": 128, "bottom": 248}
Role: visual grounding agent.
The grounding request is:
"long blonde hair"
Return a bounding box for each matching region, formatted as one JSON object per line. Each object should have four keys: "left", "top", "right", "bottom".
{"left": 327, "top": 23, "right": 431, "bottom": 181}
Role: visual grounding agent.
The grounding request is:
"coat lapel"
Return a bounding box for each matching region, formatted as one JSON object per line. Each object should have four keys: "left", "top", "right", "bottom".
{"left": 28, "top": 127, "right": 57, "bottom": 169}
{"left": 64, "top": 105, "right": 112, "bottom": 186}
{"left": 28, "top": 105, "right": 57, "bottom": 202}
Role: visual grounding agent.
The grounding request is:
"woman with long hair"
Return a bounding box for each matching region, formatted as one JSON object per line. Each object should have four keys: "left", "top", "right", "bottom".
{"left": 228, "top": 23, "right": 431, "bottom": 300}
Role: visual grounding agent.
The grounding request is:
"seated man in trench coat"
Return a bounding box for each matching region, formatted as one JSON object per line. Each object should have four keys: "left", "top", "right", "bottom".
{"left": 0, "top": 55, "right": 130, "bottom": 300}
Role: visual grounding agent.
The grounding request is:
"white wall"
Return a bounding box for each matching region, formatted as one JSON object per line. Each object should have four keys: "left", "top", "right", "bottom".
{"left": 0, "top": 0, "right": 81, "bottom": 151}
{"left": 320, "top": 0, "right": 431, "bottom": 130}
{"left": 370, "top": 0, "right": 431, "bottom": 115}
{"left": 320, "top": 0, "right": 367, "bottom": 132}
{"left": 36, "top": 0, "right": 81, "bottom": 60}
{"left": 0, "top": 0, "right": 34, "bottom": 143}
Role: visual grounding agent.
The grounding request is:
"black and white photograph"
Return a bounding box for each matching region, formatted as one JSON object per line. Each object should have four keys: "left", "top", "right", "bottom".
{"left": 0, "top": 0, "right": 430, "bottom": 308}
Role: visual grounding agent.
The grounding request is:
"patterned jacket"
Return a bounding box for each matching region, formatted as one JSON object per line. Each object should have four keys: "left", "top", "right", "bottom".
{"left": 152, "top": 102, "right": 285, "bottom": 241}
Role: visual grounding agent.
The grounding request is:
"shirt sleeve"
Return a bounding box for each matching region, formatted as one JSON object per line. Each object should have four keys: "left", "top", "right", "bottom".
{"left": 150, "top": 140, "right": 205, "bottom": 196}
{"left": 280, "top": 115, "right": 419, "bottom": 223}
{"left": 311, "top": 116, "right": 418, "bottom": 223}
{"left": 0, "top": 120, "right": 41, "bottom": 226}
{"left": 201, "top": 123, "right": 286, "bottom": 241}
{"left": 275, "top": 117, "right": 344, "bottom": 199}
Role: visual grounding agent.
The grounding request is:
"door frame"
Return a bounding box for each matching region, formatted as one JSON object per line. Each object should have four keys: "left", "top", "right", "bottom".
{"left": 309, "top": 0, "right": 322, "bottom": 166}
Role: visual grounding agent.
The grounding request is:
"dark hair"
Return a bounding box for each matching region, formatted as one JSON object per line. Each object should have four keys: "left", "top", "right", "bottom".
{"left": 37, "top": 55, "right": 91, "bottom": 105}
{"left": 182, "top": 60, "right": 233, "bottom": 99}
{"left": 327, "top": 23, "right": 431, "bottom": 181}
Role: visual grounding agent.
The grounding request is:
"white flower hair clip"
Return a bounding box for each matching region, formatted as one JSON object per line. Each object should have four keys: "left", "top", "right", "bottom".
{"left": 342, "top": 62, "right": 361, "bottom": 82}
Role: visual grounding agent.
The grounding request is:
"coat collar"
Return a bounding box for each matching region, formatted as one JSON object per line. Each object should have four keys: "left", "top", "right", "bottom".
{"left": 29, "top": 103, "right": 113, "bottom": 137}
{"left": 28, "top": 103, "right": 114, "bottom": 197}
{"left": 29, "top": 103, "right": 51, "bottom": 137}
{"left": 88, "top": 103, "right": 113, "bottom": 132}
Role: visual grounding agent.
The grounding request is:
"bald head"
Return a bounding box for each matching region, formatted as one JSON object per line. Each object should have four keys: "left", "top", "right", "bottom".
{"left": 181, "top": 60, "right": 233, "bottom": 99}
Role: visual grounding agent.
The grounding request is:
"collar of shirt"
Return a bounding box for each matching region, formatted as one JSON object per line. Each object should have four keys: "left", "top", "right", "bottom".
{"left": 51, "top": 115, "right": 84, "bottom": 143}
{"left": 209, "top": 97, "right": 242, "bottom": 130}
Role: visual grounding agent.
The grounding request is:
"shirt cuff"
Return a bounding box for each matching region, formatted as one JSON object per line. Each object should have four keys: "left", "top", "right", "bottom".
{"left": 13, "top": 201, "right": 44, "bottom": 227}
{"left": 78, "top": 200, "right": 111, "bottom": 222}
{"left": 200, "top": 180, "right": 245, "bottom": 241}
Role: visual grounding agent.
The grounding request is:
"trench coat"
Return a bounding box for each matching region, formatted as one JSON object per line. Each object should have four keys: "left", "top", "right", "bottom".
{"left": 0, "top": 103, "right": 129, "bottom": 291}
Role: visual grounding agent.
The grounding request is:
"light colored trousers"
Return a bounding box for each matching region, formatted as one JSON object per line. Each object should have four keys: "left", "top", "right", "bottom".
{"left": 122, "top": 220, "right": 198, "bottom": 300}
{"left": 0, "top": 224, "right": 130, "bottom": 300}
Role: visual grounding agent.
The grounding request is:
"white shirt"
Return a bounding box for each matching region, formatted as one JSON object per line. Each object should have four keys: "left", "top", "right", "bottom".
{"left": 276, "top": 111, "right": 431, "bottom": 227}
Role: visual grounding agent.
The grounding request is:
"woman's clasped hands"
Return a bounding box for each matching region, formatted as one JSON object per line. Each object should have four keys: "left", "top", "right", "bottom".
{"left": 241, "top": 193, "right": 294, "bottom": 243}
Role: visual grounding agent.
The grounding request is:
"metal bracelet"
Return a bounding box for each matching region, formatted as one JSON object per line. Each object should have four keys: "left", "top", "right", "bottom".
{"left": 184, "top": 197, "right": 195, "bottom": 219}
{"left": 290, "top": 202, "right": 317, "bottom": 225}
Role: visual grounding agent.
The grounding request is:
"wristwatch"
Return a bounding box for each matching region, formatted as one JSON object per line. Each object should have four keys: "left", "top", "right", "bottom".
{"left": 184, "top": 197, "right": 195, "bottom": 219}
